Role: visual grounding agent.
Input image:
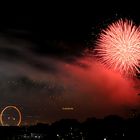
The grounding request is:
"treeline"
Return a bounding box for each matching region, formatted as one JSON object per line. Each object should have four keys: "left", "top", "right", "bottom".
{"left": 0, "top": 115, "right": 140, "bottom": 139}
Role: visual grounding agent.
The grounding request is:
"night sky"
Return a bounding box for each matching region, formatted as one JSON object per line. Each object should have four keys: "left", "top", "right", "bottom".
{"left": 0, "top": 4, "right": 140, "bottom": 125}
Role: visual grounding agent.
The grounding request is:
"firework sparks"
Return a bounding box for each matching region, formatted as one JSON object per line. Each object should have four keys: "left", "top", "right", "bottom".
{"left": 96, "top": 19, "right": 140, "bottom": 76}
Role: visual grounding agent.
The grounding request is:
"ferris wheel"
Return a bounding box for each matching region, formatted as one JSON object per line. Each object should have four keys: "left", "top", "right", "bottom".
{"left": 0, "top": 105, "right": 22, "bottom": 126}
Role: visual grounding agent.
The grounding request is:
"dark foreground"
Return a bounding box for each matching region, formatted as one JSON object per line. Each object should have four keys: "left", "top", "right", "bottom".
{"left": 1, "top": 115, "right": 140, "bottom": 140}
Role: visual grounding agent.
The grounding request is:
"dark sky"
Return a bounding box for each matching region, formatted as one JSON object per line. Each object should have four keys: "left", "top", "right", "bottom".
{"left": 0, "top": 5, "right": 140, "bottom": 125}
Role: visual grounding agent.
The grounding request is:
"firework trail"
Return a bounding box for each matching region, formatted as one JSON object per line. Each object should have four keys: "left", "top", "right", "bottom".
{"left": 96, "top": 19, "right": 140, "bottom": 76}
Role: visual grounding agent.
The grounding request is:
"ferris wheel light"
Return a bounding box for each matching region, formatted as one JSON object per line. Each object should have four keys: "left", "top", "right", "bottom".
{"left": 0, "top": 106, "right": 22, "bottom": 126}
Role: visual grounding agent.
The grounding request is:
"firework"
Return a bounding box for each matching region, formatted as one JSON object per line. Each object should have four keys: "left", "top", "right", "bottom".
{"left": 96, "top": 19, "right": 140, "bottom": 76}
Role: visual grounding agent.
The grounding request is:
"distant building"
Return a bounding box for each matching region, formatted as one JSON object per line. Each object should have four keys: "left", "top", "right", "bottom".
{"left": 19, "top": 133, "right": 44, "bottom": 139}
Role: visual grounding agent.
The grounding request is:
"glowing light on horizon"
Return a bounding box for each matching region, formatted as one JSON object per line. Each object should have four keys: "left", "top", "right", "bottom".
{"left": 62, "top": 107, "right": 74, "bottom": 111}
{"left": 0, "top": 106, "right": 22, "bottom": 126}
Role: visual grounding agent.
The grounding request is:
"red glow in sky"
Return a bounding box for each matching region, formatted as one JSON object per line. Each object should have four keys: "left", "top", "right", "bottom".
{"left": 96, "top": 19, "right": 140, "bottom": 76}
{"left": 62, "top": 57, "right": 139, "bottom": 119}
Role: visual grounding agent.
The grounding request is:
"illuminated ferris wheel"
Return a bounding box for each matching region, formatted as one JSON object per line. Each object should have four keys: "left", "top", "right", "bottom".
{"left": 0, "top": 106, "right": 22, "bottom": 126}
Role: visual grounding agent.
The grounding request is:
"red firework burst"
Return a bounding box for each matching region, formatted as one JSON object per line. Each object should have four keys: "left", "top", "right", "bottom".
{"left": 96, "top": 19, "right": 140, "bottom": 76}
